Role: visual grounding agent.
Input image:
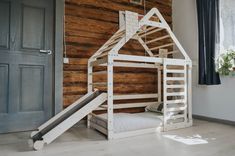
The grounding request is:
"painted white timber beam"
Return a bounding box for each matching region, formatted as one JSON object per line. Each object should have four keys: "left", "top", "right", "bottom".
{"left": 136, "top": 35, "right": 154, "bottom": 56}
{"left": 113, "top": 54, "right": 163, "bottom": 63}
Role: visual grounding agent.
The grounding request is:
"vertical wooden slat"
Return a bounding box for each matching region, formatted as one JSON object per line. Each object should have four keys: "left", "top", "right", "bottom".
{"left": 187, "top": 63, "right": 193, "bottom": 124}
{"left": 87, "top": 60, "right": 93, "bottom": 128}
{"left": 158, "top": 66, "right": 161, "bottom": 103}
{"left": 107, "top": 55, "right": 114, "bottom": 139}
{"left": 183, "top": 64, "right": 187, "bottom": 123}
{"left": 163, "top": 59, "right": 167, "bottom": 129}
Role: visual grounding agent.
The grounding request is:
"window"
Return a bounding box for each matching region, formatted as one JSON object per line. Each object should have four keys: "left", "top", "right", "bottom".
{"left": 220, "top": 0, "right": 235, "bottom": 51}
{"left": 220, "top": 0, "right": 235, "bottom": 70}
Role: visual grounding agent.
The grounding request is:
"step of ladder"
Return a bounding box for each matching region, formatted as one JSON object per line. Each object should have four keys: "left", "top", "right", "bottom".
{"left": 166, "top": 69, "right": 185, "bottom": 74}
{"left": 166, "top": 85, "right": 185, "bottom": 89}
{"left": 166, "top": 77, "right": 185, "bottom": 81}
{"left": 168, "top": 114, "right": 185, "bottom": 120}
{"left": 166, "top": 92, "right": 185, "bottom": 96}
{"left": 167, "top": 106, "right": 186, "bottom": 112}
{"left": 165, "top": 99, "right": 186, "bottom": 104}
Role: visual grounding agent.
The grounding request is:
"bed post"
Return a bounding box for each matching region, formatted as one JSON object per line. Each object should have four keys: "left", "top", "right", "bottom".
{"left": 157, "top": 65, "right": 161, "bottom": 104}
{"left": 162, "top": 59, "right": 167, "bottom": 131}
{"left": 183, "top": 63, "right": 188, "bottom": 123}
{"left": 87, "top": 59, "right": 93, "bottom": 128}
{"left": 107, "top": 54, "right": 114, "bottom": 139}
{"left": 187, "top": 62, "right": 193, "bottom": 125}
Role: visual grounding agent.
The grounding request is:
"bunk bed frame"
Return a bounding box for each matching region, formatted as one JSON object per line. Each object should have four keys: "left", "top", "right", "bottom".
{"left": 87, "top": 8, "right": 193, "bottom": 139}
{"left": 29, "top": 8, "right": 193, "bottom": 150}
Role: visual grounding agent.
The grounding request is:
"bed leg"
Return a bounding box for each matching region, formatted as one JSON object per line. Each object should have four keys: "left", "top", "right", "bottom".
{"left": 187, "top": 63, "right": 193, "bottom": 125}
{"left": 87, "top": 60, "right": 93, "bottom": 128}
{"left": 107, "top": 55, "right": 114, "bottom": 140}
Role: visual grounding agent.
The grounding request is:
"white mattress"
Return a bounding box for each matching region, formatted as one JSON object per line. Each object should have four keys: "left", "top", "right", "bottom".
{"left": 91, "top": 112, "right": 162, "bottom": 133}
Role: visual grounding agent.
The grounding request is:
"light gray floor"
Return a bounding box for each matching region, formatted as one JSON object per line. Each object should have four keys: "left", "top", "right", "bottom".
{"left": 0, "top": 119, "right": 235, "bottom": 156}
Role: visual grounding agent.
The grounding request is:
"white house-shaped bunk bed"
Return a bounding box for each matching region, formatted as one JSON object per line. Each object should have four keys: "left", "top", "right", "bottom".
{"left": 88, "top": 8, "right": 192, "bottom": 139}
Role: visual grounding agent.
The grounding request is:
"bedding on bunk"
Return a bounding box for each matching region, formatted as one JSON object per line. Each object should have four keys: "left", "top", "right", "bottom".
{"left": 145, "top": 102, "right": 163, "bottom": 114}
{"left": 91, "top": 112, "right": 162, "bottom": 133}
{"left": 145, "top": 103, "right": 183, "bottom": 117}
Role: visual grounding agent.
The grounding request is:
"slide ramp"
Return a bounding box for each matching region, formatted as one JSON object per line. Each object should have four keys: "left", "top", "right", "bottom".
{"left": 29, "top": 90, "right": 107, "bottom": 150}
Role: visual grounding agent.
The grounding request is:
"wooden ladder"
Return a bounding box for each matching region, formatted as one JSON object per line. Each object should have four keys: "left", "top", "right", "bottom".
{"left": 163, "top": 59, "right": 188, "bottom": 131}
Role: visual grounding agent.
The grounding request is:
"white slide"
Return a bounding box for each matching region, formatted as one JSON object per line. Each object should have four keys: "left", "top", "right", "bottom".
{"left": 29, "top": 90, "right": 107, "bottom": 150}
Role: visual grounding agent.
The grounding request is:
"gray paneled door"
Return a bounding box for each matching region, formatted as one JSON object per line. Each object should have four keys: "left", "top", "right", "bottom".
{"left": 0, "top": 0, "right": 54, "bottom": 133}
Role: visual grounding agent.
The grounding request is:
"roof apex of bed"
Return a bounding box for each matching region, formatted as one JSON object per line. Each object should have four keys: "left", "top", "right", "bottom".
{"left": 89, "top": 7, "right": 191, "bottom": 62}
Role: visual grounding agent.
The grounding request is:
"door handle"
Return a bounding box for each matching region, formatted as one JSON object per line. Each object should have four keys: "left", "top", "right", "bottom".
{"left": 39, "top": 50, "right": 52, "bottom": 55}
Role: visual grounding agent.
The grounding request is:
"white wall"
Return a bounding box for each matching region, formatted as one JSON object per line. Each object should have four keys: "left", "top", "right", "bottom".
{"left": 172, "top": 0, "right": 235, "bottom": 121}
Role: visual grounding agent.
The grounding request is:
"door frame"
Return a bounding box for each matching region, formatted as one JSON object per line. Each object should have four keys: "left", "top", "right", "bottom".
{"left": 54, "top": 0, "right": 64, "bottom": 114}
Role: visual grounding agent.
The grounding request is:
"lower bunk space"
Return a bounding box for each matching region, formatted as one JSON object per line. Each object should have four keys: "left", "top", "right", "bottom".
{"left": 90, "top": 112, "right": 163, "bottom": 139}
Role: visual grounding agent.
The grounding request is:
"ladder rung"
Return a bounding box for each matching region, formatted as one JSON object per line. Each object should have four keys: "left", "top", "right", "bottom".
{"left": 166, "top": 69, "right": 185, "bottom": 74}
{"left": 166, "top": 99, "right": 186, "bottom": 104}
{"left": 166, "top": 92, "right": 185, "bottom": 96}
{"left": 166, "top": 77, "right": 185, "bottom": 81}
{"left": 167, "top": 106, "right": 186, "bottom": 112}
{"left": 168, "top": 114, "right": 185, "bottom": 120}
{"left": 166, "top": 85, "right": 185, "bottom": 89}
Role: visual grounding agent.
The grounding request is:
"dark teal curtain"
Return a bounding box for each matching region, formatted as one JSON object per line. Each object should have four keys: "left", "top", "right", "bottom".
{"left": 196, "top": 0, "right": 221, "bottom": 85}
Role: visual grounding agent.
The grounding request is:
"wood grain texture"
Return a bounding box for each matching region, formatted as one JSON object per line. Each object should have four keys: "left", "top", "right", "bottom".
{"left": 64, "top": 0, "right": 172, "bottom": 108}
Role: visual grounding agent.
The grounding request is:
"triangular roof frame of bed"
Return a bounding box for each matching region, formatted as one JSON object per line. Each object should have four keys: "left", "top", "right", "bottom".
{"left": 87, "top": 8, "right": 193, "bottom": 139}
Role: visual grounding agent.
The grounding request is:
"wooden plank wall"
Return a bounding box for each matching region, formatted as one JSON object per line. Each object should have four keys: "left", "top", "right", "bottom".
{"left": 64, "top": 0, "right": 172, "bottom": 108}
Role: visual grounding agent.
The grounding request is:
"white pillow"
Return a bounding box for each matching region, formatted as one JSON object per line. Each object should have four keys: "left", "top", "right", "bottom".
{"left": 145, "top": 103, "right": 163, "bottom": 114}
{"left": 145, "top": 103, "right": 183, "bottom": 117}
